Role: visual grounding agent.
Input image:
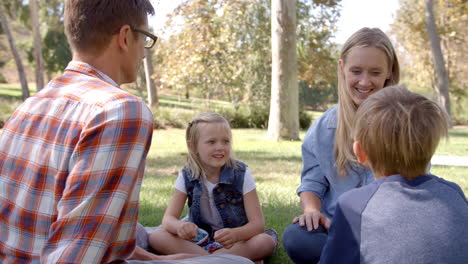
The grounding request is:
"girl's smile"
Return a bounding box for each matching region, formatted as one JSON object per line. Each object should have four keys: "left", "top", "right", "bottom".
{"left": 195, "top": 122, "right": 232, "bottom": 176}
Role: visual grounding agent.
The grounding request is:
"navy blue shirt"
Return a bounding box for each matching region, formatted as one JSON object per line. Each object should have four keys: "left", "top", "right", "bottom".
{"left": 320, "top": 174, "right": 468, "bottom": 264}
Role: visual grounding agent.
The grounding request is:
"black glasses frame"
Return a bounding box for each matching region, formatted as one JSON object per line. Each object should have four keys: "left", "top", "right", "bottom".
{"left": 130, "top": 26, "right": 158, "bottom": 49}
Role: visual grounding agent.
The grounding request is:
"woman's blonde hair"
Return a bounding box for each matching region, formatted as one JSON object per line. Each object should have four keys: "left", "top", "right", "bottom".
{"left": 185, "top": 112, "right": 237, "bottom": 178}
{"left": 335, "top": 27, "right": 400, "bottom": 176}
{"left": 353, "top": 85, "right": 448, "bottom": 178}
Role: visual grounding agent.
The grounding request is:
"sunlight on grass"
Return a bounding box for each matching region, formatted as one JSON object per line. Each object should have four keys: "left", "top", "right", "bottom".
{"left": 139, "top": 128, "right": 468, "bottom": 264}
{"left": 1, "top": 84, "right": 467, "bottom": 263}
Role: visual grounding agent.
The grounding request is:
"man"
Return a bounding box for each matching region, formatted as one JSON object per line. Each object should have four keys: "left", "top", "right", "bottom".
{"left": 0, "top": 1, "right": 252, "bottom": 263}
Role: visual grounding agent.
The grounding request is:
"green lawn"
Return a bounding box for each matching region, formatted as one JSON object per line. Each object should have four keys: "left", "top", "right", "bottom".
{"left": 139, "top": 128, "right": 468, "bottom": 264}
{"left": 1, "top": 83, "right": 467, "bottom": 263}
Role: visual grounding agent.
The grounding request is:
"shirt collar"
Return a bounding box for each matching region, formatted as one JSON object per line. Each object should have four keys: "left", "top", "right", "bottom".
{"left": 380, "top": 174, "right": 434, "bottom": 186}
{"left": 65, "top": 61, "right": 119, "bottom": 88}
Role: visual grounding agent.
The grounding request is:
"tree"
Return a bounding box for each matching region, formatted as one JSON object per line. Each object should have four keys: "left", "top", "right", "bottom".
{"left": 38, "top": 0, "right": 71, "bottom": 79}
{"left": 391, "top": 0, "right": 467, "bottom": 124}
{"left": 29, "top": 0, "right": 44, "bottom": 91}
{"left": 267, "top": 0, "right": 299, "bottom": 140}
{"left": 144, "top": 49, "right": 158, "bottom": 107}
{"left": 153, "top": 0, "right": 340, "bottom": 129}
{"left": 425, "top": 0, "right": 452, "bottom": 126}
{"left": 0, "top": 3, "right": 29, "bottom": 100}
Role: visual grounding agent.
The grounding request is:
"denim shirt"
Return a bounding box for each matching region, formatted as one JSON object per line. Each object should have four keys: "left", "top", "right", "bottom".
{"left": 297, "top": 105, "right": 374, "bottom": 219}
{"left": 182, "top": 161, "right": 249, "bottom": 236}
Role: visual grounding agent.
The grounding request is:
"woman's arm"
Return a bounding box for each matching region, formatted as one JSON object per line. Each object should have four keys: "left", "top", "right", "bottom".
{"left": 162, "top": 189, "right": 197, "bottom": 240}
{"left": 214, "top": 189, "right": 265, "bottom": 248}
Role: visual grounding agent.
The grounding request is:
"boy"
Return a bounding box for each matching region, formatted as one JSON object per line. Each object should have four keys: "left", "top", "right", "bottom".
{"left": 320, "top": 85, "right": 468, "bottom": 263}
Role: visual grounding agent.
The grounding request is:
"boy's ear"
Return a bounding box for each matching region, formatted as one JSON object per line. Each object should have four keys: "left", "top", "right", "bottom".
{"left": 353, "top": 141, "right": 368, "bottom": 164}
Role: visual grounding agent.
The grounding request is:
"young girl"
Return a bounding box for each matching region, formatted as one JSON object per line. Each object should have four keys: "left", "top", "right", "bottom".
{"left": 282, "top": 27, "right": 400, "bottom": 264}
{"left": 149, "top": 112, "right": 277, "bottom": 262}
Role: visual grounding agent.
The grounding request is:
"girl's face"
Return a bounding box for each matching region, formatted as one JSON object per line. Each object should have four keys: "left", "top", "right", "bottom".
{"left": 340, "top": 46, "right": 391, "bottom": 106}
{"left": 195, "top": 122, "right": 231, "bottom": 175}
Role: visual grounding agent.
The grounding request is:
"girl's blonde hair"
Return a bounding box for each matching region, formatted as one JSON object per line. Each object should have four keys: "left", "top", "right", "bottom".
{"left": 353, "top": 85, "right": 448, "bottom": 178}
{"left": 185, "top": 112, "right": 237, "bottom": 178}
{"left": 335, "top": 27, "right": 400, "bottom": 176}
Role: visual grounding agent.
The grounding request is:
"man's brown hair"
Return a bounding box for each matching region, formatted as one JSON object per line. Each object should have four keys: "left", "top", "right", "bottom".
{"left": 64, "top": 0, "right": 155, "bottom": 55}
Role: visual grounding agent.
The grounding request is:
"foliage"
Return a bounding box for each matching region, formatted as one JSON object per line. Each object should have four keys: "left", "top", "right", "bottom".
{"left": 390, "top": 0, "right": 467, "bottom": 124}
{"left": 0, "top": 72, "right": 7, "bottom": 83}
{"left": 7, "top": 0, "right": 70, "bottom": 77}
{"left": 297, "top": 0, "right": 340, "bottom": 103}
{"left": 299, "top": 79, "right": 337, "bottom": 111}
{"left": 154, "top": 0, "right": 340, "bottom": 111}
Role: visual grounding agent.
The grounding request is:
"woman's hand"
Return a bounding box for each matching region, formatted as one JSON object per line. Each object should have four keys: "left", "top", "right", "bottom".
{"left": 176, "top": 221, "right": 198, "bottom": 240}
{"left": 293, "top": 211, "right": 331, "bottom": 231}
{"left": 214, "top": 228, "right": 239, "bottom": 249}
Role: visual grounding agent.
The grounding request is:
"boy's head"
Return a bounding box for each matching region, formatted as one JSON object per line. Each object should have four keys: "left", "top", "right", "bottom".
{"left": 353, "top": 85, "right": 448, "bottom": 179}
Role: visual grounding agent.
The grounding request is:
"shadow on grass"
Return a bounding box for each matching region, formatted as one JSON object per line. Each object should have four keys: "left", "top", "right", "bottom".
{"left": 138, "top": 188, "right": 299, "bottom": 264}
{"left": 449, "top": 130, "right": 468, "bottom": 138}
{"left": 0, "top": 93, "right": 23, "bottom": 101}
{"left": 236, "top": 150, "right": 302, "bottom": 163}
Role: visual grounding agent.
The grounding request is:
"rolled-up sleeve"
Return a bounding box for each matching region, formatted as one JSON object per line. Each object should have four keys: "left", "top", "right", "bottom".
{"left": 297, "top": 121, "right": 329, "bottom": 200}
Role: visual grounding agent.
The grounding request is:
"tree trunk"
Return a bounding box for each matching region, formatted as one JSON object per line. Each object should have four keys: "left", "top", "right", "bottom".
{"left": 29, "top": 0, "right": 45, "bottom": 91}
{"left": 425, "top": 0, "right": 452, "bottom": 126}
{"left": 0, "top": 4, "right": 29, "bottom": 100}
{"left": 267, "top": 0, "right": 299, "bottom": 141}
{"left": 143, "top": 49, "right": 158, "bottom": 107}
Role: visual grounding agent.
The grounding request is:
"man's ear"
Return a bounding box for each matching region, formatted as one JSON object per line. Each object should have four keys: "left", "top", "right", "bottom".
{"left": 353, "top": 140, "right": 368, "bottom": 164}
{"left": 116, "top": 25, "right": 132, "bottom": 52}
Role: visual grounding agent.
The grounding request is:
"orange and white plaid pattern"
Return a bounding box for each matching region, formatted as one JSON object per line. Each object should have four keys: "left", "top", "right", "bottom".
{"left": 0, "top": 61, "right": 153, "bottom": 263}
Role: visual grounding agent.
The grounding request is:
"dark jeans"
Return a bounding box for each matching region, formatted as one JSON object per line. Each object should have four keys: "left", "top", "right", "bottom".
{"left": 282, "top": 223, "right": 328, "bottom": 264}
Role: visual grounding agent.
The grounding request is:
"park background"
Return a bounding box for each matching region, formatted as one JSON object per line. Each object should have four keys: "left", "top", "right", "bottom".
{"left": 0, "top": 1, "right": 467, "bottom": 263}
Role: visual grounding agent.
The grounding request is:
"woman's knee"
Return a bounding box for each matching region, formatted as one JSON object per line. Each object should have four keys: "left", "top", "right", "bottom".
{"left": 282, "top": 223, "right": 327, "bottom": 263}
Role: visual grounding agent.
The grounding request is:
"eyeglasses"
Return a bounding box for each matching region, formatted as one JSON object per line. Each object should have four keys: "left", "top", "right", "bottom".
{"left": 130, "top": 26, "right": 158, "bottom": 49}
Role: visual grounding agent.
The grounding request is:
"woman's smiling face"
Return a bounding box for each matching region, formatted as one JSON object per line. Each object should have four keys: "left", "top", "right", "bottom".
{"left": 340, "top": 46, "right": 391, "bottom": 106}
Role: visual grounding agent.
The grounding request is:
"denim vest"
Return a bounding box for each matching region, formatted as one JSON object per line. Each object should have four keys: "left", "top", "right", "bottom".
{"left": 182, "top": 161, "right": 249, "bottom": 236}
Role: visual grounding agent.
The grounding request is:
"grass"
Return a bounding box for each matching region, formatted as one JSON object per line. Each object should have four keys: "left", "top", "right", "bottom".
{"left": 1, "top": 83, "right": 467, "bottom": 263}
{"left": 139, "top": 128, "right": 468, "bottom": 264}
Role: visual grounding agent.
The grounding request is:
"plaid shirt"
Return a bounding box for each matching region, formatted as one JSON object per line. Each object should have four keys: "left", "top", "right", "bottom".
{"left": 0, "top": 61, "right": 153, "bottom": 263}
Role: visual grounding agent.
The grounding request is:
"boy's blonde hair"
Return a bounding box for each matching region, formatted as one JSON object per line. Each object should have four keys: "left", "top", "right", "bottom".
{"left": 335, "top": 27, "right": 400, "bottom": 176}
{"left": 353, "top": 85, "right": 448, "bottom": 179}
{"left": 185, "top": 112, "right": 237, "bottom": 178}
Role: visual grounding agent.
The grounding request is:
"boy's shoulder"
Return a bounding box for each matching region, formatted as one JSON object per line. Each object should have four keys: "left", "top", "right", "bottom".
{"left": 339, "top": 174, "right": 467, "bottom": 212}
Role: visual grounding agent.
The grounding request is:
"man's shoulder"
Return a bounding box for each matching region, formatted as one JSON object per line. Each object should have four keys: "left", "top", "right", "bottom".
{"left": 45, "top": 73, "right": 145, "bottom": 109}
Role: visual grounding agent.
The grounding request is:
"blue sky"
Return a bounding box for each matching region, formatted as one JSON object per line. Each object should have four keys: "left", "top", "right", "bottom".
{"left": 149, "top": 0, "right": 399, "bottom": 44}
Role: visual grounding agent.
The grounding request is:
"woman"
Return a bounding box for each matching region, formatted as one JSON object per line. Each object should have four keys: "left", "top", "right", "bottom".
{"left": 282, "top": 27, "right": 400, "bottom": 264}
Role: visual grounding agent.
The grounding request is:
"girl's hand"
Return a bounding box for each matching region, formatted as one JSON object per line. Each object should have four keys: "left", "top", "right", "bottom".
{"left": 214, "top": 228, "right": 238, "bottom": 249}
{"left": 293, "top": 211, "right": 331, "bottom": 231}
{"left": 177, "top": 222, "right": 198, "bottom": 240}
